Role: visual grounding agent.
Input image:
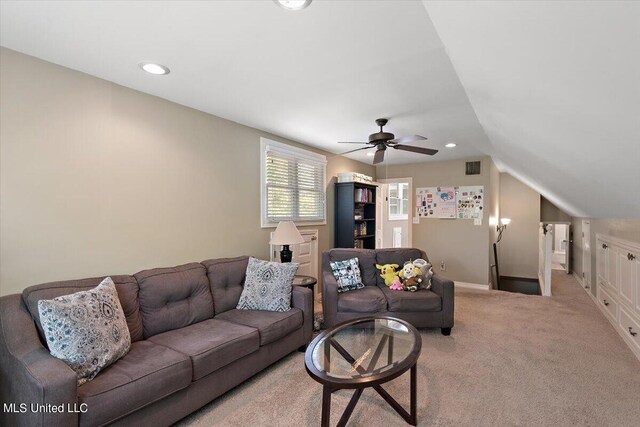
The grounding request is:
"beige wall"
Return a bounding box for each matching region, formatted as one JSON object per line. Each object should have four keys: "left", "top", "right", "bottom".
{"left": 498, "top": 173, "right": 541, "bottom": 279}
{"left": 376, "top": 157, "right": 495, "bottom": 285}
{"left": 0, "top": 48, "right": 375, "bottom": 295}
{"left": 540, "top": 196, "right": 572, "bottom": 222}
{"left": 572, "top": 218, "right": 640, "bottom": 297}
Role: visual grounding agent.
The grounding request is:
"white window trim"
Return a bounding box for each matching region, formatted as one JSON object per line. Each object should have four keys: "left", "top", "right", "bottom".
{"left": 388, "top": 182, "right": 409, "bottom": 221}
{"left": 260, "top": 137, "right": 327, "bottom": 228}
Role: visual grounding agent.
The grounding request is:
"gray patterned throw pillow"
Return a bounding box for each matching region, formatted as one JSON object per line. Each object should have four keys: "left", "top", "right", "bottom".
{"left": 330, "top": 257, "right": 365, "bottom": 292}
{"left": 236, "top": 257, "right": 298, "bottom": 312}
{"left": 38, "top": 277, "right": 131, "bottom": 385}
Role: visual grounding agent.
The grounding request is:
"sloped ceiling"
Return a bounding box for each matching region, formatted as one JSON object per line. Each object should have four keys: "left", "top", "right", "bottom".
{"left": 0, "top": 0, "right": 488, "bottom": 165}
{"left": 423, "top": 1, "right": 640, "bottom": 219}
{"left": 1, "top": 1, "right": 638, "bottom": 219}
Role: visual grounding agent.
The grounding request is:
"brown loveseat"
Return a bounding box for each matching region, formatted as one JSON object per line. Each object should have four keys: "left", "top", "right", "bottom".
{"left": 0, "top": 256, "right": 313, "bottom": 427}
{"left": 322, "top": 248, "right": 454, "bottom": 335}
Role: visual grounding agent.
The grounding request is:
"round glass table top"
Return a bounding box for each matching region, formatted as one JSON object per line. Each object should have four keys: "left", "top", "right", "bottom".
{"left": 309, "top": 317, "right": 419, "bottom": 381}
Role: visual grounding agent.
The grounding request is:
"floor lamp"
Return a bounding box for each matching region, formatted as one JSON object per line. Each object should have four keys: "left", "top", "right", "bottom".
{"left": 270, "top": 221, "right": 304, "bottom": 263}
{"left": 494, "top": 218, "right": 511, "bottom": 289}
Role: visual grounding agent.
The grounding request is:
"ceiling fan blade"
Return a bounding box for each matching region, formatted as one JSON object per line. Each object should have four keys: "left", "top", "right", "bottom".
{"left": 373, "top": 148, "right": 386, "bottom": 164}
{"left": 392, "top": 144, "right": 438, "bottom": 155}
{"left": 388, "top": 135, "right": 428, "bottom": 145}
{"left": 338, "top": 141, "right": 369, "bottom": 144}
{"left": 335, "top": 145, "right": 376, "bottom": 156}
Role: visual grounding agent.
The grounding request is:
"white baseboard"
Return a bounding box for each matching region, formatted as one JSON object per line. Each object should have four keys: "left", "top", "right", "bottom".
{"left": 572, "top": 272, "right": 640, "bottom": 362}
{"left": 455, "top": 281, "right": 490, "bottom": 291}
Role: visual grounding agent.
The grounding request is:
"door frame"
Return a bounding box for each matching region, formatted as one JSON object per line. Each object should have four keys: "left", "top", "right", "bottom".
{"left": 546, "top": 221, "right": 572, "bottom": 274}
{"left": 376, "top": 178, "right": 413, "bottom": 249}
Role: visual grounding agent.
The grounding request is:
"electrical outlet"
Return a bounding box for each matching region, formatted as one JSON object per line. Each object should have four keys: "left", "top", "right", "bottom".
{"left": 440, "top": 261, "right": 446, "bottom": 271}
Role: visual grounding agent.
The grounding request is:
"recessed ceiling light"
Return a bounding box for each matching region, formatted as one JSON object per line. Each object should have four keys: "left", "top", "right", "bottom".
{"left": 366, "top": 152, "right": 375, "bottom": 157}
{"left": 139, "top": 62, "right": 170, "bottom": 75}
{"left": 445, "top": 142, "right": 457, "bottom": 148}
{"left": 274, "top": 0, "right": 312, "bottom": 11}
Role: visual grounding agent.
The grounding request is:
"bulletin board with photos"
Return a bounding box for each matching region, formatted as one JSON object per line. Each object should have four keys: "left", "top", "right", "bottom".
{"left": 415, "top": 185, "right": 484, "bottom": 220}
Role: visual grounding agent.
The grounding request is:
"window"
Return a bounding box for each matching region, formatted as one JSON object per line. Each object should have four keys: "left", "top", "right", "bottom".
{"left": 261, "top": 138, "right": 327, "bottom": 227}
{"left": 388, "top": 182, "right": 409, "bottom": 220}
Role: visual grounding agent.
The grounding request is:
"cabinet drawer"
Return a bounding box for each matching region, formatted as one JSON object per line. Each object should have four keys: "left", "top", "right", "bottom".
{"left": 619, "top": 307, "right": 640, "bottom": 351}
{"left": 599, "top": 287, "right": 618, "bottom": 320}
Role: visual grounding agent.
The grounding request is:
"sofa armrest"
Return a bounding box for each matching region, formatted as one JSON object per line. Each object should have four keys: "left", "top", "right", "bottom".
{"left": 322, "top": 269, "right": 340, "bottom": 328}
{"left": 0, "top": 294, "right": 78, "bottom": 427}
{"left": 291, "top": 286, "right": 313, "bottom": 343}
{"left": 430, "top": 274, "right": 455, "bottom": 328}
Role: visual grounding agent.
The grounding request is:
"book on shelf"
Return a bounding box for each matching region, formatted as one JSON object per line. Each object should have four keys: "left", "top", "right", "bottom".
{"left": 354, "top": 222, "right": 368, "bottom": 237}
{"left": 354, "top": 188, "right": 374, "bottom": 203}
{"left": 354, "top": 240, "right": 364, "bottom": 249}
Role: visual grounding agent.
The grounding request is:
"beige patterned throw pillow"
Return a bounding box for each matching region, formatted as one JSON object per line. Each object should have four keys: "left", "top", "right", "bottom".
{"left": 38, "top": 277, "right": 131, "bottom": 385}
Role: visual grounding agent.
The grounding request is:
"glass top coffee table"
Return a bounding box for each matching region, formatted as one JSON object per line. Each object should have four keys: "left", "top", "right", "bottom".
{"left": 305, "top": 316, "right": 422, "bottom": 427}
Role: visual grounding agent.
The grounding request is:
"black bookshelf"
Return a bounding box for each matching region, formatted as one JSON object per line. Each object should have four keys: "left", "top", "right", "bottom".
{"left": 335, "top": 182, "right": 377, "bottom": 249}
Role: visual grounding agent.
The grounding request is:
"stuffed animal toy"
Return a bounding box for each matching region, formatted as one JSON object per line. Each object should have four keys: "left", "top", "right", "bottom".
{"left": 389, "top": 280, "right": 404, "bottom": 291}
{"left": 413, "top": 258, "right": 434, "bottom": 290}
{"left": 376, "top": 263, "right": 400, "bottom": 287}
{"left": 399, "top": 260, "right": 424, "bottom": 292}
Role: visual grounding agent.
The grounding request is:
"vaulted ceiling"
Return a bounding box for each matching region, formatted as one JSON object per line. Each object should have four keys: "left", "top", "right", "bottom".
{"left": 1, "top": 1, "right": 638, "bottom": 218}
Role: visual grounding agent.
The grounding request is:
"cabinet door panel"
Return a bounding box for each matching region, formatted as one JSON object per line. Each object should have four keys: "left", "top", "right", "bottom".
{"left": 597, "top": 242, "right": 607, "bottom": 283}
{"left": 619, "top": 252, "right": 635, "bottom": 308}
{"left": 607, "top": 245, "right": 618, "bottom": 290}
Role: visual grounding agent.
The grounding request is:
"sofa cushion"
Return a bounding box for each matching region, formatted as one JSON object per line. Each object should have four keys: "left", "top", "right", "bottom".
{"left": 381, "top": 288, "right": 442, "bottom": 312}
{"left": 202, "top": 256, "right": 249, "bottom": 315}
{"left": 148, "top": 318, "right": 259, "bottom": 381}
{"left": 22, "top": 274, "right": 144, "bottom": 343}
{"left": 375, "top": 248, "right": 427, "bottom": 287}
{"left": 215, "top": 308, "right": 303, "bottom": 346}
{"left": 135, "top": 263, "right": 213, "bottom": 338}
{"left": 77, "top": 340, "right": 191, "bottom": 427}
{"left": 337, "top": 286, "right": 387, "bottom": 313}
{"left": 38, "top": 277, "right": 131, "bottom": 386}
{"left": 325, "top": 248, "right": 378, "bottom": 286}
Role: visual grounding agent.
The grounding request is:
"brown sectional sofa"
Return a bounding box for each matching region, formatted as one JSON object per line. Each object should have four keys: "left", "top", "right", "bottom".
{"left": 0, "top": 256, "right": 313, "bottom": 427}
{"left": 322, "top": 248, "right": 454, "bottom": 334}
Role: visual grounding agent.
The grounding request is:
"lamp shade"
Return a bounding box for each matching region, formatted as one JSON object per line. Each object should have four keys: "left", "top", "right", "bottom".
{"left": 270, "top": 221, "right": 304, "bottom": 245}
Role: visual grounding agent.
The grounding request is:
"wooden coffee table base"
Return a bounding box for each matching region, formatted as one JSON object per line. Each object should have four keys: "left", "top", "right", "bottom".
{"left": 321, "top": 363, "right": 417, "bottom": 427}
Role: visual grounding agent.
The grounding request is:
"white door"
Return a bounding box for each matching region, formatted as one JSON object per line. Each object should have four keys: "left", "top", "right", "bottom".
{"left": 582, "top": 220, "right": 591, "bottom": 289}
{"left": 377, "top": 178, "right": 412, "bottom": 249}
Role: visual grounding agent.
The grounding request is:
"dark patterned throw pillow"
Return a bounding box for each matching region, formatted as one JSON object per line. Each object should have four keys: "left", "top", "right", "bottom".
{"left": 236, "top": 257, "right": 299, "bottom": 312}
{"left": 330, "top": 257, "right": 365, "bottom": 293}
{"left": 37, "top": 277, "right": 131, "bottom": 386}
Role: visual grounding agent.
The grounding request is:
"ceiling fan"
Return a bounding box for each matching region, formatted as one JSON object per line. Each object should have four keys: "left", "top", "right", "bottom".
{"left": 338, "top": 118, "right": 438, "bottom": 164}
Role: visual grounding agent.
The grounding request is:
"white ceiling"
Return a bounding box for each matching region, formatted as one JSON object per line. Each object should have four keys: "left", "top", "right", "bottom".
{"left": 0, "top": 0, "right": 487, "bottom": 166}
{"left": 424, "top": 1, "right": 640, "bottom": 219}
{"left": 1, "top": 1, "right": 638, "bottom": 218}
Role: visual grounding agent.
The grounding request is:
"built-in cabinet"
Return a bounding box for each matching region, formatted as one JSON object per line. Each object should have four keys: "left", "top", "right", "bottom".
{"left": 596, "top": 234, "right": 640, "bottom": 359}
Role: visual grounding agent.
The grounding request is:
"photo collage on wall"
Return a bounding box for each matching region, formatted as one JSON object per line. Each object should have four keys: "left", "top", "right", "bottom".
{"left": 415, "top": 186, "right": 456, "bottom": 219}
{"left": 456, "top": 186, "right": 484, "bottom": 219}
{"left": 415, "top": 186, "right": 484, "bottom": 220}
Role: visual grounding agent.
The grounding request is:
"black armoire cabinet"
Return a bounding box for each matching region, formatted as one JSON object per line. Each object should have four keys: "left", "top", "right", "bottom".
{"left": 335, "top": 182, "right": 377, "bottom": 249}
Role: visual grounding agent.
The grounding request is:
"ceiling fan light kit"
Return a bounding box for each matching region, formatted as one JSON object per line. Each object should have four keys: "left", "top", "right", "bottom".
{"left": 338, "top": 118, "right": 439, "bottom": 164}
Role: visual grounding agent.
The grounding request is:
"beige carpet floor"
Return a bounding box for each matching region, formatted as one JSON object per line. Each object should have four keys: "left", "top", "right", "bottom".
{"left": 176, "top": 272, "right": 640, "bottom": 426}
